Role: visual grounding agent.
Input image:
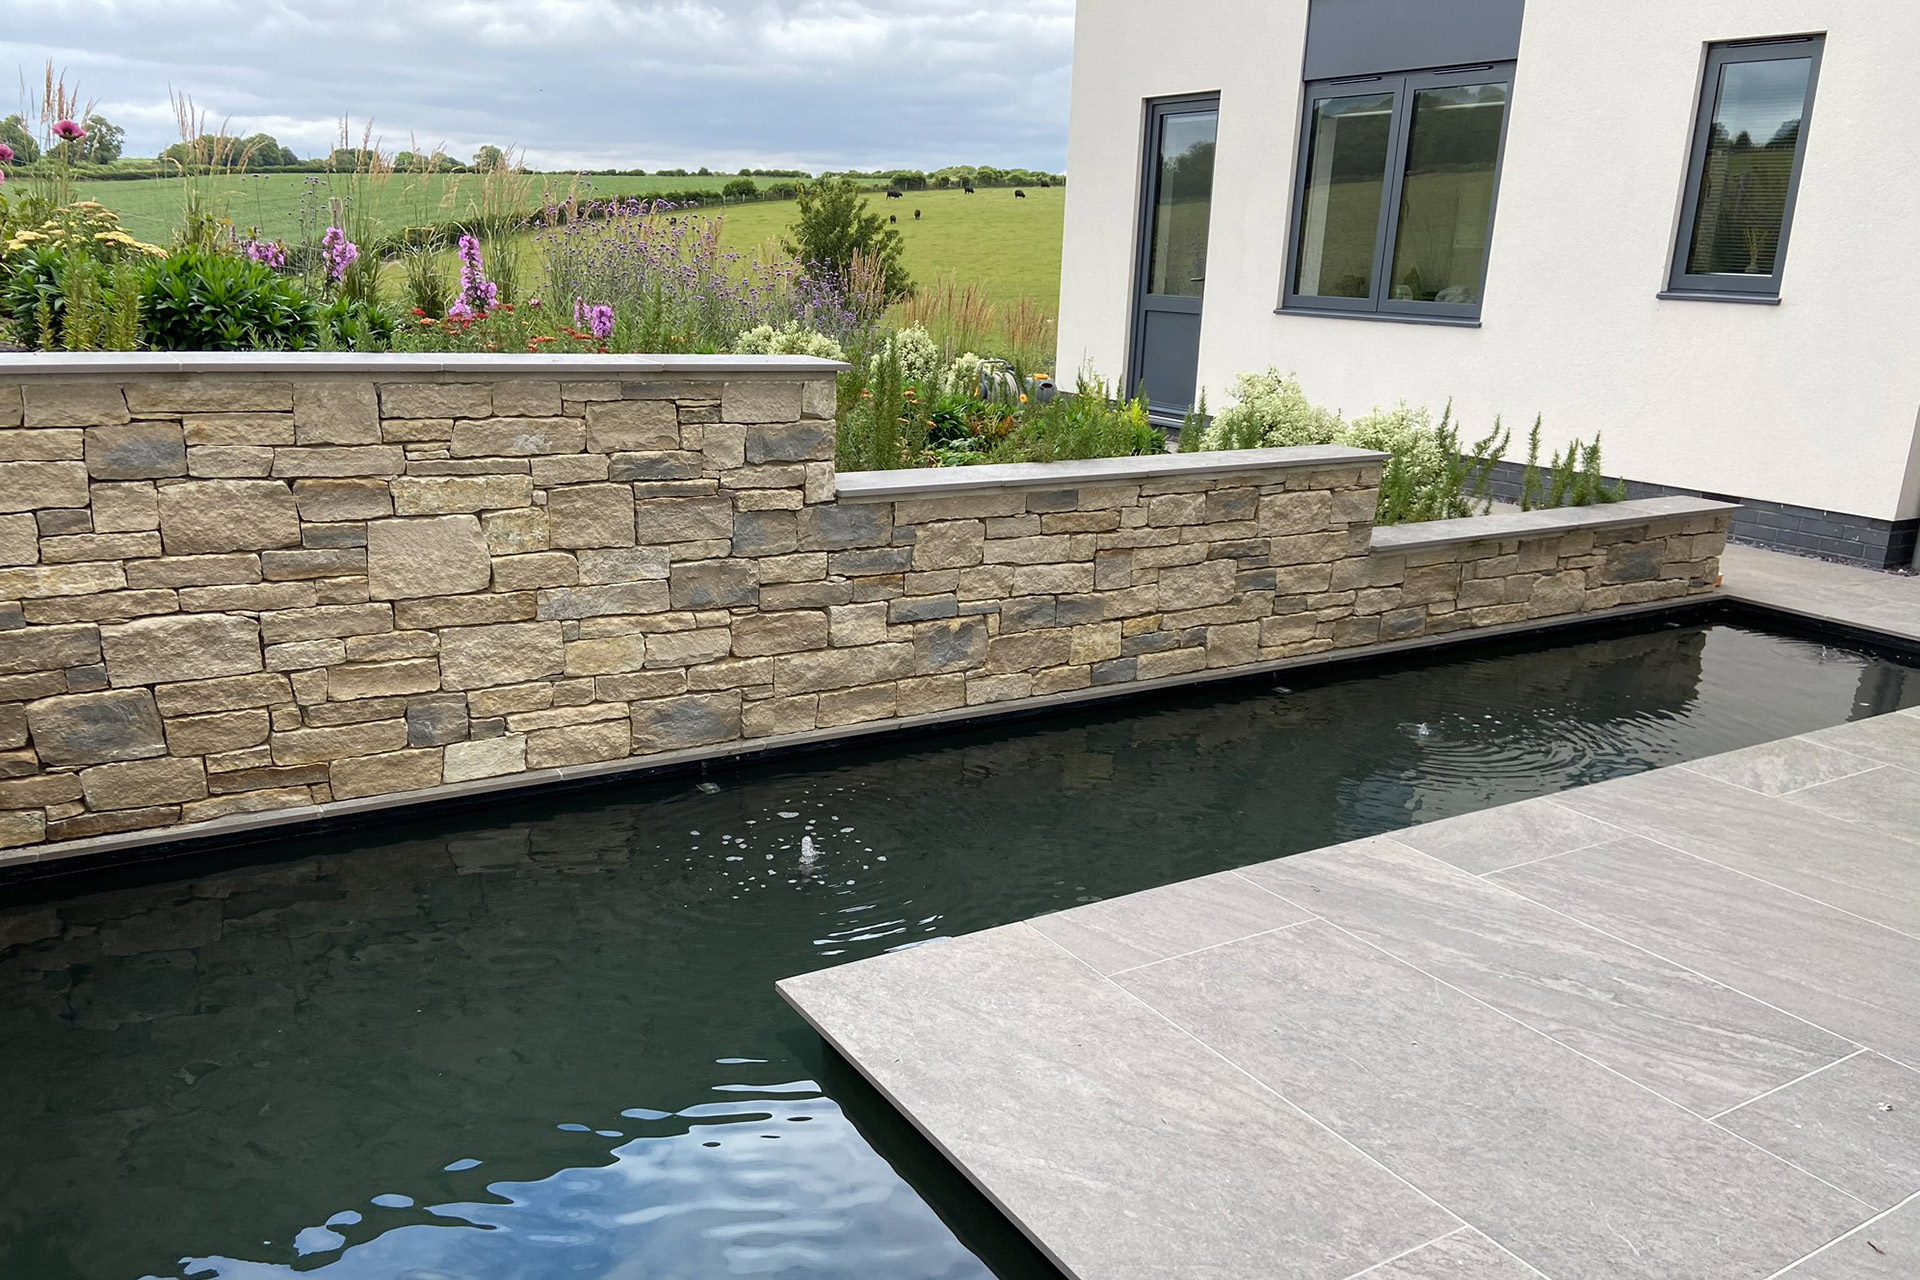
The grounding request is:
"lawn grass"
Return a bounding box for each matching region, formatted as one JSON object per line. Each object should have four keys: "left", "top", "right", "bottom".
{"left": 75, "top": 177, "right": 1065, "bottom": 315}
{"left": 71, "top": 171, "right": 873, "bottom": 246}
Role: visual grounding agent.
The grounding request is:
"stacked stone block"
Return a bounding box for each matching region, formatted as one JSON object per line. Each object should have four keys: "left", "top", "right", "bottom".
{"left": 0, "top": 364, "right": 1728, "bottom": 856}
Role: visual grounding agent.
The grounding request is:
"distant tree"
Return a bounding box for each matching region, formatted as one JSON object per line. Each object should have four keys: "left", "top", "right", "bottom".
{"left": 76, "top": 113, "right": 124, "bottom": 163}
{"left": 328, "top": 146, "right": 378, "bottom": 171}
{"left": 782, "top": 176, "right": 910, "bottom": 300}
{"left": 722, "top": 176, "right": 758, "bottom": 200}
{"left": 473, "top": 144, "right": 507, "bottom": 172}
{"left": 236, "top": 132, "right": 299, "bottom": 167}
{"left": 0, "top": 115, "right": 40, "bottom": 164}
{"left": 696, "top": 165, "right": 711, "bottom": 176}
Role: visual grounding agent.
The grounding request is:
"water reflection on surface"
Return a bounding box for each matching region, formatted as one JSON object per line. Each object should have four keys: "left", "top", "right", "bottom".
{"left": 0, "top": 620, "right": 1914, "bottom": 1280}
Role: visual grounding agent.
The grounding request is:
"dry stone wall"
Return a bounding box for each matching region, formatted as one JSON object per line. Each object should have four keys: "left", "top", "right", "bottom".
{"left": 0, "top": 357, "right": 1730, "bottom": 860}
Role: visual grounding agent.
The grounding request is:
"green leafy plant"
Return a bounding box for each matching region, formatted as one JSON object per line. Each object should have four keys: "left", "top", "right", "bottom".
{"left": 139, "top": 249, "right": 321, "bottom": 350}
{"left": 1518, "top": 415, "right": 1628, "bottom": 509}
{"left": 319, "top": 296, "right": 398, "bottom": 351}
{"left": 1195, "top": 368, "right": 1346, "bottom": 450}
{"left": 783, "top": 176, "right": 911, "bottom": 301}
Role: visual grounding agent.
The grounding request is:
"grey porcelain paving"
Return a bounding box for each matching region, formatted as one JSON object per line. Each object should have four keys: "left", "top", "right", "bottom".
{"left": 1775, "top": 1193, "right": 1920, "bottom": 1279}
{"left": 1551, "top": 767, "right": 1920, "bottom": 934}
{"left": 1780, "top": 764, "right": 1920, "bottom": 850}
{"left": 1239, "top": 836, "right": 1855, "bottom": 1117}
{"left": 1117, "top": 920, "right": 1865, "bottom": 1280}
{"left": 1679, "top": 736, "right": 1883, "bottom": 797}
{"left": 784, "top": 710, "right": 1920, "bottom": 1280}
{"left": 1364, "top": 1228, "right": 1544, "bottom": 1279}
{"left": 1721, "top": 544, "right": 1920, "bottom": 644}
{"left": 1026, "top": 870, "right": 1312, "bottom": 974}
{"left": 778, "top": 922, "right": 1461, "bottom": 1280}
{"left": 1716, "top": 1051, "right": 1920, "bottom": 1208}
{"left": 1392, "top": 794, "right": 1621, "bottom": 874}
{"left": 1493, "top": 837, "right": 1920, "bottom": 1065}
{"left": 1802, "top": 708, "right": 1920, "bottom": 769}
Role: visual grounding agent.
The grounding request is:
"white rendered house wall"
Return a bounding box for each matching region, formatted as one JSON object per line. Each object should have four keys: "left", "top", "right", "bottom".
{"left": 1056, "top": 0, "right": 1920, "bottom": 530}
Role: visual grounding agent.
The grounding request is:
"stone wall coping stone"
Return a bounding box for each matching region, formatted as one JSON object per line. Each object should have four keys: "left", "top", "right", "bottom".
{"left": 1371, "top": 496, "right": 1741, "bottom": 553}
{"left": 834, "top": 445, "right": 1391, "bottom": 501}
{"left": 0, "top": 352, "right": 849, "bottom": 380}
{"left": 0, "top": 594, "right": 1717, "bottom": 876}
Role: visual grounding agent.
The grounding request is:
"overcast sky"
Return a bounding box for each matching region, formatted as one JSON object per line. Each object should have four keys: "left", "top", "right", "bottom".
{"left": 1, "top": 0, "right": 1075, "bottom": 171}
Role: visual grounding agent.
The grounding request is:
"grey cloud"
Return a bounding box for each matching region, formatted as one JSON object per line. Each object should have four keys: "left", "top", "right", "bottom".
{"left": 1, "top": 0, "right": 1073, "bottom": 169}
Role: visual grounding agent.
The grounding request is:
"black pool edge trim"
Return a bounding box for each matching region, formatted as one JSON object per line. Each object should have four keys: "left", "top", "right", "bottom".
{"left": 2, "top": 592, "right": 1912, "bottom": 890}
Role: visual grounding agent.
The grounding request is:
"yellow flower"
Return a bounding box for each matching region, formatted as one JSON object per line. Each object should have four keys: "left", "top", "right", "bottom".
{"left": 1018, "top": 393, "right": 1028, "bottom": 403}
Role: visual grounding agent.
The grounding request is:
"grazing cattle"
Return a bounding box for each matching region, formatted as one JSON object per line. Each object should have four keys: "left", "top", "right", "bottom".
{"left": 885, "top": 189, "right": 903, "bottom": 199}
{"left": 888, "top": 214, "right": 897, "bottom": 223}
{"left": 963, "top": 185, "right": 975, "bottom": 194}
{"left": 913, "top": 209, "right": 921, "bottom": 219}
{"left": 1039, "top": 179, "right": 1051, "bottom": 188}
{"left": 1013, "top": 189, "right": 1027, "bottom": 199}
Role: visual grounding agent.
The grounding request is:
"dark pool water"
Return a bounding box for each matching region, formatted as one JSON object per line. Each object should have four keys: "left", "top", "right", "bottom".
{"left": 1, "top": 616, "right": 1916, "bottom": 1280}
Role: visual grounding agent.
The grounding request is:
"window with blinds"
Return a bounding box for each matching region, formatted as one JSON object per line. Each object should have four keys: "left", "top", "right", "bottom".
{"left": 1669, "top": 37, "right": 1823, "bottom": 299}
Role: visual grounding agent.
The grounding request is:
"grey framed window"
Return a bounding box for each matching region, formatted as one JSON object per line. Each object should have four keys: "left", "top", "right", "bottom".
{"left": 1282, "top": 63, "right": 1514, "bottom": 322}
{"left": 1666, "top": 36, "right": 1822, "bottom": 299}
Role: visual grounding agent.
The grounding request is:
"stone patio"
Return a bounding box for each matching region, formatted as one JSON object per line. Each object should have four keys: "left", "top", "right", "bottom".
{"left": 781, "top": 705, "right": 1920, "bottom": 1279}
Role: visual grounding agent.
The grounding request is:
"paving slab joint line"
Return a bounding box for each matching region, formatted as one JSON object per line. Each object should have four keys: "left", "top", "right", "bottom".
{"left": 1099, "top": 916, "right": 1318, "bottom": 977}
{"left": 1024, "top": 924, "right": 1478, "bottom": 1241}
{"left": 1466, "top": 830, "right": 1631, "bottom": 878}
{"left": 1456, "top": 833, "right": 1920, "bottom": 1076}
{"left": 1335, "top": 1225, "right": 1552, "bottom": 1280}
{"left": 1705, "top": 1048, "right": 1872, "bottom": 1122}
{"left": 1759, "top": 1186, "right": 1920, "bottom": 1279}
{"left": 1672, "top": 754, "right": 1884, "bottom": 799}
{"left": 1619, "top": 827, "right": 1920, "bottom": 947}
{"left": 1251, "top": 857, "right": 1883, "bottom": 1210}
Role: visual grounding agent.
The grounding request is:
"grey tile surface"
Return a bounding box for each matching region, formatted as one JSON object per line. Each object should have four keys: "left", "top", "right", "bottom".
{"left": 1493, "top": 837, "right": 1920, "bottom": 1065}
{"left": 1392, "top": 795, "right": 1620, "bottom": 875}
{"left": 1803, "top": 710, "right": 1920, "bottom": 770}
{"left": 1775, "top": 1193, "right": 1920, "bottom": 1278}
{"left": 1680, "top": 736, "right": 1882, "bottom": 797}
{"left": 1365, "top": 1229, "right": 1544, "bottom": 1279}
{"left": 1027, "top": 870, "right": 1312, "bottom": 975}
{"left": 1717, "top": 1052, "right": 1920, "bottom": 1208}
{"left": 778, "top": 923, "right": 1461, "bottom": 1280}
{"left": 1553, "top": 768, "right": 1920, "bottom": 934}
{"left": 1240, "top": 836, "right": 1855, "bottom": 1116}
{"left": 1116, "top": 920, "right": 1868, "bottom": 1280}
{"left": 1722, "top": 543, "right": 1920, "bottom": 644}
{"left": 1780, "top": 765, "right": 1920, "bottom": 850}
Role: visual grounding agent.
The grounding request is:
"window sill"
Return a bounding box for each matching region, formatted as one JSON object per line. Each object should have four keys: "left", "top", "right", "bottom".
{"left": 1656, "top": 290, "right": 1781, "bottom": 306}
{"left": 1273, "top": 306, "right": 1481, "bottom": 328}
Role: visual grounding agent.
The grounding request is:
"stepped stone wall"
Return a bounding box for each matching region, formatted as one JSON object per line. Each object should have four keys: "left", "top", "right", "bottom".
{"left": 0, "top": 356, "right": 1730, "bottom": 862}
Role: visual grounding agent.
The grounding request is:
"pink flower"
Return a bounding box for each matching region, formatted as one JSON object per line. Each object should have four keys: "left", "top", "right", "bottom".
{"left": 52, "top": 119, "right": 87, "bottom": 142}
{"left": 321, "top": 225, "right": 359, "bottom": 283}
{"left": 0, "top": 143, "right": 14, "bottom": 163}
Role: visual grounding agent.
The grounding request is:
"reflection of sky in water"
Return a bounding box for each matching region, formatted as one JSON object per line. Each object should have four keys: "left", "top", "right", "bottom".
{"left": 173, "top": 1095, "right": 987, "bottom": 1280}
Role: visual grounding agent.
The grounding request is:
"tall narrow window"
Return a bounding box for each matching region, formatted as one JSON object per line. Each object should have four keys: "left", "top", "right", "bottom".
{"left": 1283, "top": 64, "right": 1513, "bottom": 321}
{"left": 1668, "top": 37, "right": 1822, "bottom": 298}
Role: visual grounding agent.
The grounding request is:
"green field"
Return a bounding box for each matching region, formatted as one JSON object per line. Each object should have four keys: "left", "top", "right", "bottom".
{"left": 75, "top": 177, "right": 1064, "bottom": 313}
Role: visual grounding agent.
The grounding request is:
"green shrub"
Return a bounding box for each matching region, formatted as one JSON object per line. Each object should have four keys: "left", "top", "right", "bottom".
{"left": 1195, "top": 368, "right": 1345, "bottom": 450}
{"left": 3, "top": 246, "right": 142, "bottom": 350}
{"left": 320, "top": 296, "right": 398, "bottom": 351}
{"left": 733, "top": 321, "right": 845, "bottom": 361}
{"left": 1518, "top": 416, "right": 1627, "bottom": 509}
{"left": 1193, "top": 375, "right": 1506, "bottom": 524}
{"left": 140, "top": 249, "right": 321, "bottom": 350}
{"left": 867, "top": 324, "right": 938, "bottom": 382}
{"left": 984, "top": 370, "right": 1162, "bottom": 464}
{"left": 783, "top": 176, "right": 911, "bottom": 301}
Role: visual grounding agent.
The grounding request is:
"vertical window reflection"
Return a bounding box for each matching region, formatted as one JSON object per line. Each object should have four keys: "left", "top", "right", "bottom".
{"left": 1146, "top": 112, "right": 1217, "bottom": 298}
{"left": 1293, "top": 91, "right": 1395, "bottom": 300}
{"left": 1388, "top": 83, "right": 1509, "bottom": 304}
{"left": 1685, "top": 56, "right": 1813, "bottom": 277}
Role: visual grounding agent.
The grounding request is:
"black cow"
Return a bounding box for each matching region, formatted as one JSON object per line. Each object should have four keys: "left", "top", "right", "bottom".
{"left": 963, "top": 185, "right": 975, "bottom": 194}
{"left": 1039, "top": 179, "right": 1051, "bottom": 188}
{"left": 913, "top": 209, "right": 921, "bottom": 219}
{"left": 1013, "top": 189, "right": 1027, "bottom": 199}
{"left": 885, "top": 189, "right": 903, "bottom": 199}
{"left": 888, "top": 213, "right": 897, "bottom": 223}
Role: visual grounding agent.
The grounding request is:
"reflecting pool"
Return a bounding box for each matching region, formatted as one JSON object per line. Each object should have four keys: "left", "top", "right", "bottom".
{"left": 1, "top": 617, "right": 1915, "bottom": 1280}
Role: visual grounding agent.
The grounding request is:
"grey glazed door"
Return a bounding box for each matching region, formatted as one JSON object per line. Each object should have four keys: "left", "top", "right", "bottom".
{"left": 1130, "top": 97, "right": 1218, "bottom": 423}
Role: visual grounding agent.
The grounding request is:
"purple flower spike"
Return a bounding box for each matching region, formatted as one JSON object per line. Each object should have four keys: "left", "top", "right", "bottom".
{"left": 321, "top": 226, "right": 360, "bottom": 283}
